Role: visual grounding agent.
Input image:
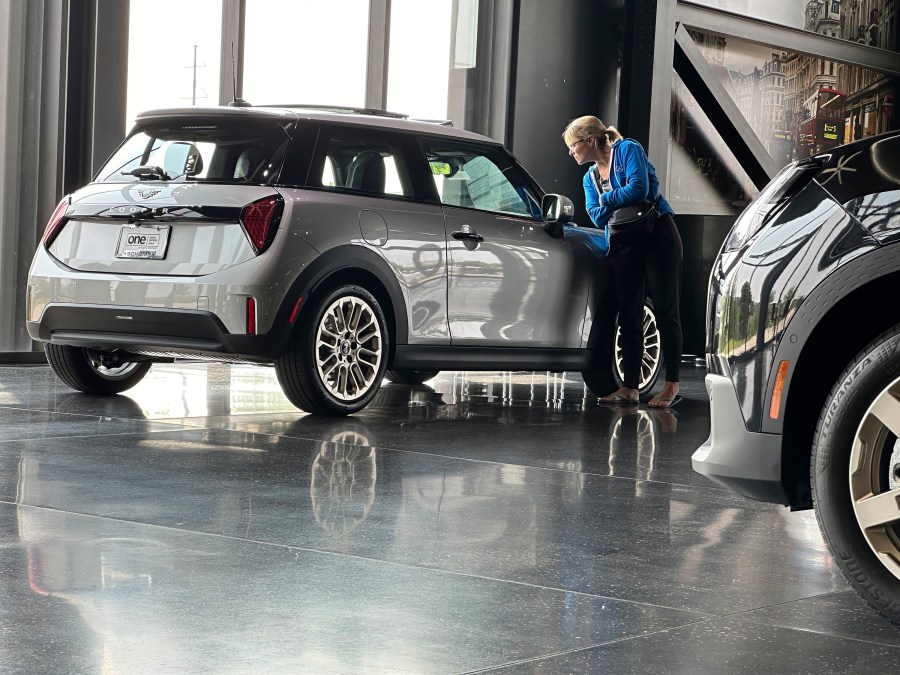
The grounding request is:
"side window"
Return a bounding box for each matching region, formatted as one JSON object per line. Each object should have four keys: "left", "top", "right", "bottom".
{"left": 313, "top": 132, "right": 413, "bottom": 197}
{"left": 422, "top": 140, "right": 541, "bottom": 218}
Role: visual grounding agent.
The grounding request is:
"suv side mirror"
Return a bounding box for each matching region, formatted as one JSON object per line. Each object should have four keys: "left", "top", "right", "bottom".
{"left": 541, "top": 194, "right": 574, "bottom": 237}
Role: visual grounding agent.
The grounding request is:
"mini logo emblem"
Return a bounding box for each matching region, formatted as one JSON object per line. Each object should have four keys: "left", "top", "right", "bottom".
{"left": 138, "top": 188, "right": 161, "bottom": 199}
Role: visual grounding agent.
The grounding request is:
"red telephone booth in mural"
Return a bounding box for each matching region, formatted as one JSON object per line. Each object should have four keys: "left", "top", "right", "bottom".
{"left": 798, "top": 87, "right": 847, "bottom": 157}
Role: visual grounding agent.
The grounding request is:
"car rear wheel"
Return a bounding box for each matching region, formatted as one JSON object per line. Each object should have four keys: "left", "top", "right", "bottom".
{"left": 45, "top": 344, "right": 151, "bottom": 395}
{"left": 812, "top": 325, "right": 900, "bottom": 625}
{"left": 582, "top": 302, "right": 662, "bottom": 398}
{"left": 384, "top": 369, "right": 439, "bottom": 385}
{"left": 275, "top": 285, "right": 388, "bottom": 415}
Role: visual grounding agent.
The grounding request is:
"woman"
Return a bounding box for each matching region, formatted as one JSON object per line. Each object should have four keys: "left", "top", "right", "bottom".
{"left": 563, "top": 116, "right": 683, "bottom": 407}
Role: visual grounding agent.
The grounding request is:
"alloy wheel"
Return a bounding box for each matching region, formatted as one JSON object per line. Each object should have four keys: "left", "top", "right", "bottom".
{"left": 614, "top": 305, "right": 661, "bottom": 391}
{"left": 86, "top": 355, "right": 145, "bottom": 381}
{"left": 849, "top": 378, "right": 900, "bottom": 582}
{"left": 315, "top": 295, "right": 383, "bottom": 401}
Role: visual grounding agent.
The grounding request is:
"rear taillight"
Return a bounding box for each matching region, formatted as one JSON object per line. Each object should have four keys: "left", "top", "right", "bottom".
{"left": 42, "top": 197, "right": 71, "bottom": 247}
{"left": 240, "top": 196, "right": 282, "bottom": 254}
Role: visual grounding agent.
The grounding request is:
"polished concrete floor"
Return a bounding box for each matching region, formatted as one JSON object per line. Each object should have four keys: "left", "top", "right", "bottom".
{"left": 1, "top": 360, "right": 898, "bottom": 673}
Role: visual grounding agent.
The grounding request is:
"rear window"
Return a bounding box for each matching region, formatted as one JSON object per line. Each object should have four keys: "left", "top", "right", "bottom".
{"left": 95, "top": 118, "right": 291, "bottom": 184}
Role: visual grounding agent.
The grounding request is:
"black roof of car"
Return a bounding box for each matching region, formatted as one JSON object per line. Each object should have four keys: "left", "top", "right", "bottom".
{"left": 135, "top": 105, "right": 500, "bottom": 145}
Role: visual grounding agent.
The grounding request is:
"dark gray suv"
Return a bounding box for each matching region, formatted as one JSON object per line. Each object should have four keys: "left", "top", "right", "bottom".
{"left": 694, "top": 130, "right": 900, "bottom": 624}
{"left": 26, "top": 105, "right": 661, "bottom": 414}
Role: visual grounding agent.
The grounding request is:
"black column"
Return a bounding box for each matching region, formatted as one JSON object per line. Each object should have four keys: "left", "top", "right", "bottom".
{"left": 507, "top": 0, "right": 622, "bottom": 226}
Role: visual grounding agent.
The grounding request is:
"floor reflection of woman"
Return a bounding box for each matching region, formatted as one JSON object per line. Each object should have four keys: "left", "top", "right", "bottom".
{"left": 563, "top": 115, "right": 683, "bottom": 407}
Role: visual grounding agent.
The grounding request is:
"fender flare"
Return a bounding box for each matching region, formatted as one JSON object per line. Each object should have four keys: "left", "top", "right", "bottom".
{"left": 275, "top": 244, "right": 409, "bottom": 346}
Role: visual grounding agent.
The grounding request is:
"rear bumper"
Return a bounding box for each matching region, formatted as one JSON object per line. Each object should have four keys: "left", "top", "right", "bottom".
{"left": 692, "top": 373, "right": 790, "bottom": 505}
{"left": 27, "top": 304, "right": 289, "bottom": 361}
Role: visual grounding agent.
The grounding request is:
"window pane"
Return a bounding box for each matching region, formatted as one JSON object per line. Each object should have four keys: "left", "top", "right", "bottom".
{"left": 315, "top": 135, "right": 412, "bottom": 197}
{"left": 685, "top": 28, "right": 897, "bottom": 162}
{"left": 687, "top": 1, "right": 896, "bottom": 50}
{"left": 97, "top": 119, "right": 290, "bottom": 185}
{"left": 126, "top": 0, "right": 222, "bottom": 127}
{"left": 387, "top": 0, "right": 453, "bottom": 120}
{"left": 669, "top": 70, "right": 758, "bottom": 214}
{"left": 424, "top": 142, "right": 540, "bottom": 218}
{"left": 243, "top": 0, "right": 368, "bottom": 107}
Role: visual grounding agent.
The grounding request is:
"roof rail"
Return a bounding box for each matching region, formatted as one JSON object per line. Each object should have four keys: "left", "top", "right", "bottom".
{"left": 413, "top": 118, "right": 454, "bottom": 127}
{"left": 258, "top": 104, "right": 408, "bottom": 119}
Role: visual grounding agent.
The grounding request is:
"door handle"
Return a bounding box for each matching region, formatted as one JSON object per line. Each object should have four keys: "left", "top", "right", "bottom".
{"left": 452, "top": 230, "right": 484, "bottom": 242}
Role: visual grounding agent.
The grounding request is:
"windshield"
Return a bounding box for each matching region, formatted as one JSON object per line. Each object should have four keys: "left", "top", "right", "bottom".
{"left": 95, "top": 118, "right": 291, "bottom": 184}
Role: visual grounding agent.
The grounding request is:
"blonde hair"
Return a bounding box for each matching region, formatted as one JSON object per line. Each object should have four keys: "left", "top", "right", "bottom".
{"left": 562, "top": 115, "right": 623, "bottom": 147}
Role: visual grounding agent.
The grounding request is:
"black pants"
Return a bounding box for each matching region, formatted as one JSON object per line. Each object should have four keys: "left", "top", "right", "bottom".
{"left": 608, "top": 240, "right": 647, "bottom": 390}
{"left": 646, "top": 213, "right": 683, "bottom": 383}
{"left": 608, "top": 213, "right": 684, "bottom": 388}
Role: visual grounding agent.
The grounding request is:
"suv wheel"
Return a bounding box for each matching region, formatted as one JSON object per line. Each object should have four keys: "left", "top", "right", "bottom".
{"left": 812, "top": 325, "right": 900, "bottom": 625}
{"left": 276, "top": 285, "right": 388, "bottom": 415}
{"left": 45, "top": 344, "right": 151, "bottom": 395}
{"left": 582, "top": 302, "right": 662, "bottom": 398}
{"left": 384, "top": 369, "right": 439, "bottom": 385}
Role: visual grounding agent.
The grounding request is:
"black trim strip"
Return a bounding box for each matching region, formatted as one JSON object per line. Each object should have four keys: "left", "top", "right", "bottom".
{"left": 392, "top": 345, "right": 594, "bottom": 371}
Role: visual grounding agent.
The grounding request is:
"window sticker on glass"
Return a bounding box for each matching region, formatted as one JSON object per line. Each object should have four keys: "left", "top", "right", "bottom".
{"left": 430, "top": 161, "right": 451, "bottom": 175}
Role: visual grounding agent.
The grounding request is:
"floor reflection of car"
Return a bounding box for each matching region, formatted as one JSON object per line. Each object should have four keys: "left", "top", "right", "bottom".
{"left": 26, "top": 104, "right": 660, "bottom": 417}
{"left": 692, "top": 130, "right": 900, "bottom": 625}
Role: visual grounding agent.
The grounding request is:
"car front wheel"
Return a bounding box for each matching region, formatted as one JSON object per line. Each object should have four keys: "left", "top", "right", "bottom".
{"left": 45, "top": 344, "right": 151, "bottom": 395}
{"left": 275, "top": 285, "right": 388, "bottom": 415}
{"left": 812, "top": 325, "right": 900, "bottom": 625}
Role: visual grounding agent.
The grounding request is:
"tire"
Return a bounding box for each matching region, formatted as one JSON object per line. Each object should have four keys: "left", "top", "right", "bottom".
{"left": 582, "top": 302, "right": 662, "bottom": 397}
{"left": 275, "top": 284, "right": 388, "bottom": 415}
{"left": 811, "top": 325, "right": 900, "bottom": 625}
{"left": 45, "top": 344, "right": 151, "bottom": 395}
{"left": 384, "top": 369, "right": 439, "bottom": 385}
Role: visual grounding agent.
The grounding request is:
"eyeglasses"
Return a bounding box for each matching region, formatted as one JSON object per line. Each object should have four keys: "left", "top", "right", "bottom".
{"left": 568, "top": 138, "right": 588, "bottom": 151}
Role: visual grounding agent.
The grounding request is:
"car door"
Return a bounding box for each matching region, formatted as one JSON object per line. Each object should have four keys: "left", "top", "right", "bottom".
{"left": 298, "top": 125, "right": 450, "bottom": 345}
{"left": 421, "top": 138, "right": 590, "bottom": 348}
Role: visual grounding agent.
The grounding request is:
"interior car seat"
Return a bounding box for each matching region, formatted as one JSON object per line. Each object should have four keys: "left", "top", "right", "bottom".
{"left": 163, "top": 142, "right": 203, "bottom": 179}
{"left": 345, "top": 151, "right": 386, "bottom": 193}
{"left": 234, "top": 147, "right": 263, "bottom": 181}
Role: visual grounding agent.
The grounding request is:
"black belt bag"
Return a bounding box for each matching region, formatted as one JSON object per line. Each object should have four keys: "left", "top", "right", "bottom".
{"left": 607, "top": 201, "right": 657, "bottom": 248}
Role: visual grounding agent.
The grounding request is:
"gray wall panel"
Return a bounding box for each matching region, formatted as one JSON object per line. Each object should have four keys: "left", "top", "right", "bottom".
{"left": 509, "top": 0, "right": 622, "bottom": 226}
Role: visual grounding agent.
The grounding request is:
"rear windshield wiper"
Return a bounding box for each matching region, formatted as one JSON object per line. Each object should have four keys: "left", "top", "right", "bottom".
{"left": 122, "top": 165, "right": 171, "bottom": 181}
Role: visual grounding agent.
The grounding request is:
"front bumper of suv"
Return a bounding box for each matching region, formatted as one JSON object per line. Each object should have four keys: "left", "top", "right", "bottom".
{"left": 692, "top": 374, "right": 790, "bottom": 505}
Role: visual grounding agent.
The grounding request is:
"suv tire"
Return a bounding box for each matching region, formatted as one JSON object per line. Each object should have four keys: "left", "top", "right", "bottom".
{"left": 45, "top": 344, "right": 151, "bottom": 395}
{"left": 384, "top": 369, "right": 439, "bottom": 385}
{"left": 276, "top": 285, "right": 388, "bottom": 415}
{"left": 812, "top": 325, "right": 900, "bottom": 626}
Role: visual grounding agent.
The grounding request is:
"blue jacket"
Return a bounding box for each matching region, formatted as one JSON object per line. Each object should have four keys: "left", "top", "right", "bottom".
{"left": 582, "top": 138, "right": 674, "bottom": 247}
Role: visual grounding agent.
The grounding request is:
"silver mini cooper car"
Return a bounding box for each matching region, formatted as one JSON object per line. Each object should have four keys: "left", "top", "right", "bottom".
{"left": 26, "top": 105, "right": 660, "bottom": 415}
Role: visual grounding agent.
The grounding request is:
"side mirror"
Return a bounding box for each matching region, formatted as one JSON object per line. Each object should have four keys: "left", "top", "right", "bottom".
{"left": 541, "top": 194, "right": 574, "bottom": 237}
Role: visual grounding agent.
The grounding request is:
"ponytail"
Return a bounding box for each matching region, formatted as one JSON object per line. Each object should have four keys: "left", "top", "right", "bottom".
{"left": 605, "top": 126, "right": 624, "bottom": 142}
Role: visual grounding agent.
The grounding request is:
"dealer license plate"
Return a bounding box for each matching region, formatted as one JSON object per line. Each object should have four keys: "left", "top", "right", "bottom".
{"left": 115, "top": 225, "right": 171, "bottom": 259}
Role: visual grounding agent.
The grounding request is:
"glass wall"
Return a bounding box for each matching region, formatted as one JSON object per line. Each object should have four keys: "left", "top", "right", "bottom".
{"left": 386, "top": 0, "right": 454, "bottom": 120}
{"left": 669, "top": 71, "right": 759, "bottom": 214}
{"left": 126, "top": 0, "right": 222, "bottom": 127}
{"left": 688, "top": 0, "right": 897, "bottom": 51}
{"left": 668, "top": 21, "right": 898, "bottom": 212}
{"left": 243, "top": 0, "right": 369, "bottom": 107}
